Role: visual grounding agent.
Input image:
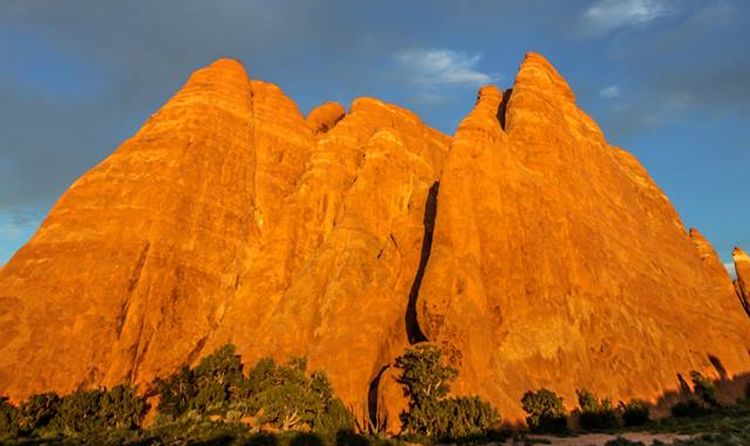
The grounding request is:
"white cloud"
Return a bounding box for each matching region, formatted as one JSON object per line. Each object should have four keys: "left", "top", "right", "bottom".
{"left": 395, "top": 48, "right": 498, "bottom": 87}
{"left": 582, "top": 0, "right": 675, "bottom": 36}
{"left": 599, "top": 85, "right": 620, "bottom": 98}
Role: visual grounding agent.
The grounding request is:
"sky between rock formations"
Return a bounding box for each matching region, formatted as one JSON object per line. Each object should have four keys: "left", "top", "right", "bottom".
{"left": 0, "top": 0, "right": 748, "bottom": 272}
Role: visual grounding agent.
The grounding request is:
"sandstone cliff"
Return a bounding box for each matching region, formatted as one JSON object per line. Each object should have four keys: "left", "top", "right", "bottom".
{"left": 414, "top": 53, "right": 750, "bottom": 419}
{"left": 0, "top": 52, "right": 748, "bottom": 429}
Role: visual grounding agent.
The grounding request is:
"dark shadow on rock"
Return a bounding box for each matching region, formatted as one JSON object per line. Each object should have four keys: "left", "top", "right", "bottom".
{"left": 496, "top": 88, "right": 513, "bottom": 130}
{"left": 734, "top": 279, "right": 750, "bottom": 318}
{"left": 366, "top": 365, "right": 390, "bottom": 434}
{"left": 709, "top": 354, "right": 729, "bottom": 381}
{"left": 641, "top": 366, "right": 750, "bottom": 419}
{"left": 405, "top": 181, "right": 438, "bottom": 344}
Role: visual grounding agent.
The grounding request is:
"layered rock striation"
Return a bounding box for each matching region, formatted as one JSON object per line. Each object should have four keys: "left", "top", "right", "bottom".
{"left": 1, "top": 52, "right": 748, "bottom": 428}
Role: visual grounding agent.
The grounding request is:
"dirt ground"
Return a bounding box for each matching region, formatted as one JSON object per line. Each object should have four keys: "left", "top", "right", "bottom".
{"left": 502, "top": 432, "right": 694, "bottom": 445}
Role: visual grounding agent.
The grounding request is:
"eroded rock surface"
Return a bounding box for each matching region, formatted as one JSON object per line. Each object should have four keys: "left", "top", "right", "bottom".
{"left": 416, "top": 52, "right": 750, "bottom": 419}
{"left": 1, "top": 53, "right": 748, "bottom": 429}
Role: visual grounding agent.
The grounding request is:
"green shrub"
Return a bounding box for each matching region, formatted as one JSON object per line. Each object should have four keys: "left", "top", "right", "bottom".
{"left": 245, "top": 356, "right": 316, "bottom": 430}
{"left": 619, "top": 399, "right": 650, "bottom": 426}
{"left": 242, "top": 358, "right": 354, "bottom": 433}
{"left": 520, "top": 388, "right": 567, "bottom": 434}
{"left": 27, "top": 385, "right": 148, "bottom": 436}
{"left": 576, "top": 389, "right": 618, "bottom": 431}
{"left": 144, "top": 419, "right": 254, "bottom": 444}
{"left": 16, "top": 392, "right": 61, "bottom": 433}
{"left": 157, "top": 344, "right": 244, "bottom": 420}
{"left": 98, "top": 384, "right": 148, "bottom": 429}
{"left": 395, "top": 344, "right": 456, "bottom": 407}
{"left": 156, "top": 364, "right": 196, "bottom": 419}
{"left": 50, "top": 388, "right": 106, "bottom": 434}
{"left": 191, "top": 344, "right": 244, "bottom": 413}
{"left": 690, "top": 371, "right": 719, "bottom": 408}
{"left": 394, "top": 344, "right": 499, "bottom": 440}
{"left": 671, "top": 400, "right": 707, "bottom": 418}
{"left": 155, "top": 345, "right": 355, "bottom": 434}
{"left": 436, "top": 396, "right": 499, "bottom": 440}
{"left": 0, "top": 397, "right": 18, "bottom": 438}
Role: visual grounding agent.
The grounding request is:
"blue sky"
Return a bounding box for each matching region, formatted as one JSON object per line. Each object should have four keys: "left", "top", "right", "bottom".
{"left": 0, "top": 0, "right": 748, "bottom": 272}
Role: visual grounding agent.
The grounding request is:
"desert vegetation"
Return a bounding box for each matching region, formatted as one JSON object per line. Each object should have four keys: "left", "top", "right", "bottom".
{"left": 0, "top": 345, "right": 748, "bottom": 445}
{"left": 394, "top": 344, "right": 500, "bottom": 442}
{"left": 520, "top": 387, "right": 568, "bottom": 434}
{"left": 0, "top": 343, "right": 499, "bottom": 444}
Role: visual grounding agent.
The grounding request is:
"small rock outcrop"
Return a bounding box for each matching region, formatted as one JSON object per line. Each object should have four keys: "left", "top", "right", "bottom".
{"left": 306, "top": 101, "right": 346, "bottom": 134}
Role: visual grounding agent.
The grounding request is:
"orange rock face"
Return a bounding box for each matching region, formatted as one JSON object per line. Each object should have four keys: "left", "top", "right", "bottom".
{"left": 415, "top": 53, "right": 750, "bottom": 419}
{"left": 1, "top": 52, "right": 749, "bottom": 429}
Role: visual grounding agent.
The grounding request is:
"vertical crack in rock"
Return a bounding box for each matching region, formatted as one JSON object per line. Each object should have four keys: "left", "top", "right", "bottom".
{"left": 128, "top": 318, "right": 151, "bottom": 384}
{"left": 117, "top": 241, "right": 150, "bottom": 338}
{"left": 708, "top": 354, "right": 728, "bottom": 380}
{"left": 736, "top": 282, "right": 750, "bottom": 317}
{"left": 185, "top": 336, "right": 209, "bottom": 366}
{"left": 406, "top": 182, "right": 439, "bottom": 344}
{"left": 367, "top": 365, "right": 390, "bottom": 433}
{"left": 497, "top": 88, "right": 513, "bottom": 130}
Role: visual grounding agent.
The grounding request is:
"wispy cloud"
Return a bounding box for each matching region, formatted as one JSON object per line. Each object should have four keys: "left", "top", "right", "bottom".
{"left": 580, "top": 0, "right": 675, "bottom": 37}
{"left": 395, "top": 48, "right": 498, "bottom": 87}
{"left": 0, "top": 206, "right": 44, "bottom": 265}
{"left": 599, "top": 85, "right": 620, "bottom": 98}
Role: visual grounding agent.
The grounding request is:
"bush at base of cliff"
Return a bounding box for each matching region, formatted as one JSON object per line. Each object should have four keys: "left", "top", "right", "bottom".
{"left": 155, "top": 344, "right": 355, "bottom": 434}
{"left": 436, "top": 396, "right": 500, "bottom": 441}
{"left": 671, "top": 400, "right": 709, "bottom": 418}
{"left": 16, "top": 392, "right": 61, "bottom": 434}
{"left": 520, "top": 388, "right": 568, "bottom": 434}
{"left": 395, "top": 344, "right": 500, "bottom": 441}
{"left": 156, "top": 344, "right": 244, "bottom": 419}
{"left": 0, "top": 397, "right": 18, "bottom": 439}
{"left": 619, "top": 399, "right": 650, "bottom": 427}
{"left": 576, "top": 389, "right": 619, "bottom": 431}
{"left": 47, "top": 384, "right": 147, "bottom": 435}
{"left": 240, "top": 357, "right": 355, "bottom": 433}
{"left": 690, "top": 371, "right": 719, "bottom": 408}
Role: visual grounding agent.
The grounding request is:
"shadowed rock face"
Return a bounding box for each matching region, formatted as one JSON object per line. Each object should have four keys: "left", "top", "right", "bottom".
{"left": 734, "top": 247, "right": 750, "bottom": 316}
{"left": 0, "top": 52, "right": 748, "bottom": 429}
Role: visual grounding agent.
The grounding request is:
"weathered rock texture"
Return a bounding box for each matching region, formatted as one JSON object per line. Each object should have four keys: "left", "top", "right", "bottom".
{"left": 414, "top": 53, "right": 750, "bottom": 420}
{"left": 1, "top": 52, "right": 749, "bottom": 428}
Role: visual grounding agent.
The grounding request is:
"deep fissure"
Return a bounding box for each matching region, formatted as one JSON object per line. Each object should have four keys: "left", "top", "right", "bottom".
{"left": 366, "top": 365, "right": 390, "bottom": 433}
{"left": 405, "top": 181, "right": 438, "bottom": 344}
{"left": 367, "top": 181, "right": 440, "bottom": 430}
{"left": 497, "top": 88, "right": 513, "bottom": 130}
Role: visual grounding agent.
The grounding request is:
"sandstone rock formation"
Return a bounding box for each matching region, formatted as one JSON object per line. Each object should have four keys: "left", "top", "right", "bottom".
{"left": 734, "top": 247, "right": 750, "bottom": 317}
{"left": 413, "top": 53, "right": 750, "bottom": 420}
{"left": 1, "top": 52, "right": 749, "bottom": 429}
